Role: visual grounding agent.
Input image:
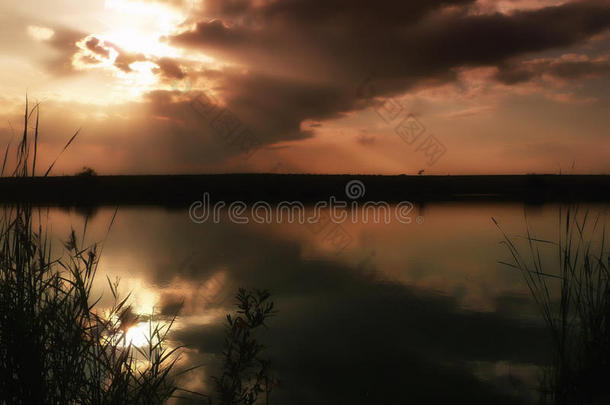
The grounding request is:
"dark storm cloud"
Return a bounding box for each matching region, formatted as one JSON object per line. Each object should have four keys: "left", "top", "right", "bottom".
{"left": 167, "top": 0, "right": 610, "bottom": 149}
{"left": 142, "top": 90, "right": 241, "bottom": 167}
{"left": 175, "top": 0, "right": 610, "bottom": 79}
{"left": 214, "top": 69, "right": 363, "bottom": 142}
{"left": 126, "top": 68, "right": 362, "bottom": 164}
{"left": 202, "top": 0, "right": 475, "bottom": 24}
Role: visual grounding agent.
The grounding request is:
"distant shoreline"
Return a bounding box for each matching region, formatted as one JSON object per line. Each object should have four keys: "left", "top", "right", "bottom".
{"left": 0, "top": 174, "right": 608, "bottom": 207}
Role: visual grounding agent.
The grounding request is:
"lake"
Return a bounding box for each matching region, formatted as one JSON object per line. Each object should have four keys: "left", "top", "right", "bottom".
{"left": 43, "top": 202, "right": 609, "bottom": 404}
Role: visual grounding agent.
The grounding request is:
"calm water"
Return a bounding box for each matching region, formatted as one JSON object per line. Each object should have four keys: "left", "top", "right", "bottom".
{"left": 45, "top": 203, "right": 609, "bottom": 404}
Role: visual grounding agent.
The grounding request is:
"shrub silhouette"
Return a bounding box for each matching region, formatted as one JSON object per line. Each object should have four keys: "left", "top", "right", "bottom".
{"left": 213, "top": 288, "right": 277, "bottom": 405}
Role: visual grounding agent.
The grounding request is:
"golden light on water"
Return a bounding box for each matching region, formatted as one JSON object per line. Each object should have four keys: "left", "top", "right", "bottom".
{"left": 107, "top": 317, "right": 166, "bottom": 350}
{"left": 124, "top": 322, "right": 151, "bottom": 348}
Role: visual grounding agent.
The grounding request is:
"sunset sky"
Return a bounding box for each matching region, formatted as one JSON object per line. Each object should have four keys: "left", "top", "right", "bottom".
{"left": 1, "top": 0, "right": 609, "bottom": 175}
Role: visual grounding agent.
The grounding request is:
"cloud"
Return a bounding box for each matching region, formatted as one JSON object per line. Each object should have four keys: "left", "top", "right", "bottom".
{"left": 496, "top": 54, "right": 610, "bottom": 84}
{"left": 471, "top": 0, "right": 569, "bottom": 15}
{"left": 44, "top": 26, "right": 87, "bottom": 75}
{"left": 167, "top": 0, "right": 610, "bottom": 148}
{"left": 208, "top": 69, "right": 364, "bottom": 143}
{"left": 174, "top": 0, "right": 610, "bottom": 79}
{"left": 71, "top": 35, "right": 186, "bottom": 79}
{"left": 153, "top": 57, "right": 186, "bottom": 79}
{"left": 84, "top": 36, "right": 110, "bottom": 59}
{"left": 112, "top": 50, "right": 148, "bottom": 72}
{"left": 8, "top": 0, "right": 610, "bottom": 171}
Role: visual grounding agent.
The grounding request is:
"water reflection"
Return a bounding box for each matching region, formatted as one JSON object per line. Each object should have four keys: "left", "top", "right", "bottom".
{"left": 46, "top": 203, "right": 608, "bottom": 403}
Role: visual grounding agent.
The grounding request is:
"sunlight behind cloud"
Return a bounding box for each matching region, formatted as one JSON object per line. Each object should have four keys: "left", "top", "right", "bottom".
{"left": 117, "top": 61, "right": 160, "bottom": 96}
{"left": 103, "top": 29, "right": 178, "bottom": 57}
{"left": 101, "top": 0, "right": 189, "bottom": 56}
{"left": 67, "top": 0, "right": 197, "bottom": 100}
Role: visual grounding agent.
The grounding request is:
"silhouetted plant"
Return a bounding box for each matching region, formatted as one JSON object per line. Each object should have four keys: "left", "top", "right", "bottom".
{"left": 495, "top": 208, "right": 610, "bottom": 405}
{"left": 213, "top": 288, "right": 277, "bottom": 405}
{"left": 0, "top": 99, "right": 187, "bottom": 404}
{"left": 77, "top": 166, "right": 98, "bottom": 177}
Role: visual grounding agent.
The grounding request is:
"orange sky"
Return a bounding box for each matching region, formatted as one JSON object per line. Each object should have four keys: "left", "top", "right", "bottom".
{"left": 1, "top": 0, "right": 609, "bottom": 175}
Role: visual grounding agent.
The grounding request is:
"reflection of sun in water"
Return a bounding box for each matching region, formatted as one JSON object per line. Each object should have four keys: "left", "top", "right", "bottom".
{"left": 124, "top": 322, "right": 150, "bottom": 347}
{"left": 101, "top": 277, "right": 165, "bottom": 349}
{"left": 118, "top": 318, "right": 167, "bottom": 350}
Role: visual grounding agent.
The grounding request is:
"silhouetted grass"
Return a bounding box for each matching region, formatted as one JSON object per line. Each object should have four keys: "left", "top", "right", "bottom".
{"left": 495, "top": 208, "right": 610, "bottom": 404}
{"left": 0, "top": 99, "right": 281, "bottom": 405}
{"left": 0, "top": 99, "right": 187, "bottom": 404}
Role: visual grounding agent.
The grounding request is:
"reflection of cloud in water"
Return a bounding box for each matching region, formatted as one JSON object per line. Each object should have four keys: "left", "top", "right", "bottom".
{"left": 41, "top": 204, "right": 608, "bottom": 403}
{"left": 158, "top": 269, "right": 236, "bottom": 316}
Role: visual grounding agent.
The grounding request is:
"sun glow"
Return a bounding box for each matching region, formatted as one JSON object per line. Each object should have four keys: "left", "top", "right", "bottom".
{"left": 102, "top": 29, "right": 178, "bottom": 58}
{"left": 100, "top": 0, "right": 191, "bottom": 57}
{"left": 124, "top": 323, "right": 150, "bottom": 347}
{"left": 116, "top": 61, "right": 160, "bottom": 96}
{"left": 70, "top": 0, "right": 197, "bottom": 99}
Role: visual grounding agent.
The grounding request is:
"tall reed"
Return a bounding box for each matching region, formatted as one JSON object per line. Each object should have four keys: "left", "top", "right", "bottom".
{"left": 0, "top": 99, "right": 185, "bottom": 404}
{"left": 495, "top": 208, "right": 610, "bottom": 405}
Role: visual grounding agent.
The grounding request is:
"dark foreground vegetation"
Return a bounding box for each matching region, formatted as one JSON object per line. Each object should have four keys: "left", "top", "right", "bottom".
{"left": 0, "top": 101, "right": 183, "bottom": 404}
{"left": 0, "top": 101, "right": 276, "bottom": 404}
{"left": 0, "top": 174, "right": 609, "bottom": 207}
{"left": 496, "top": 209, "right": 610, "bottom": 405}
